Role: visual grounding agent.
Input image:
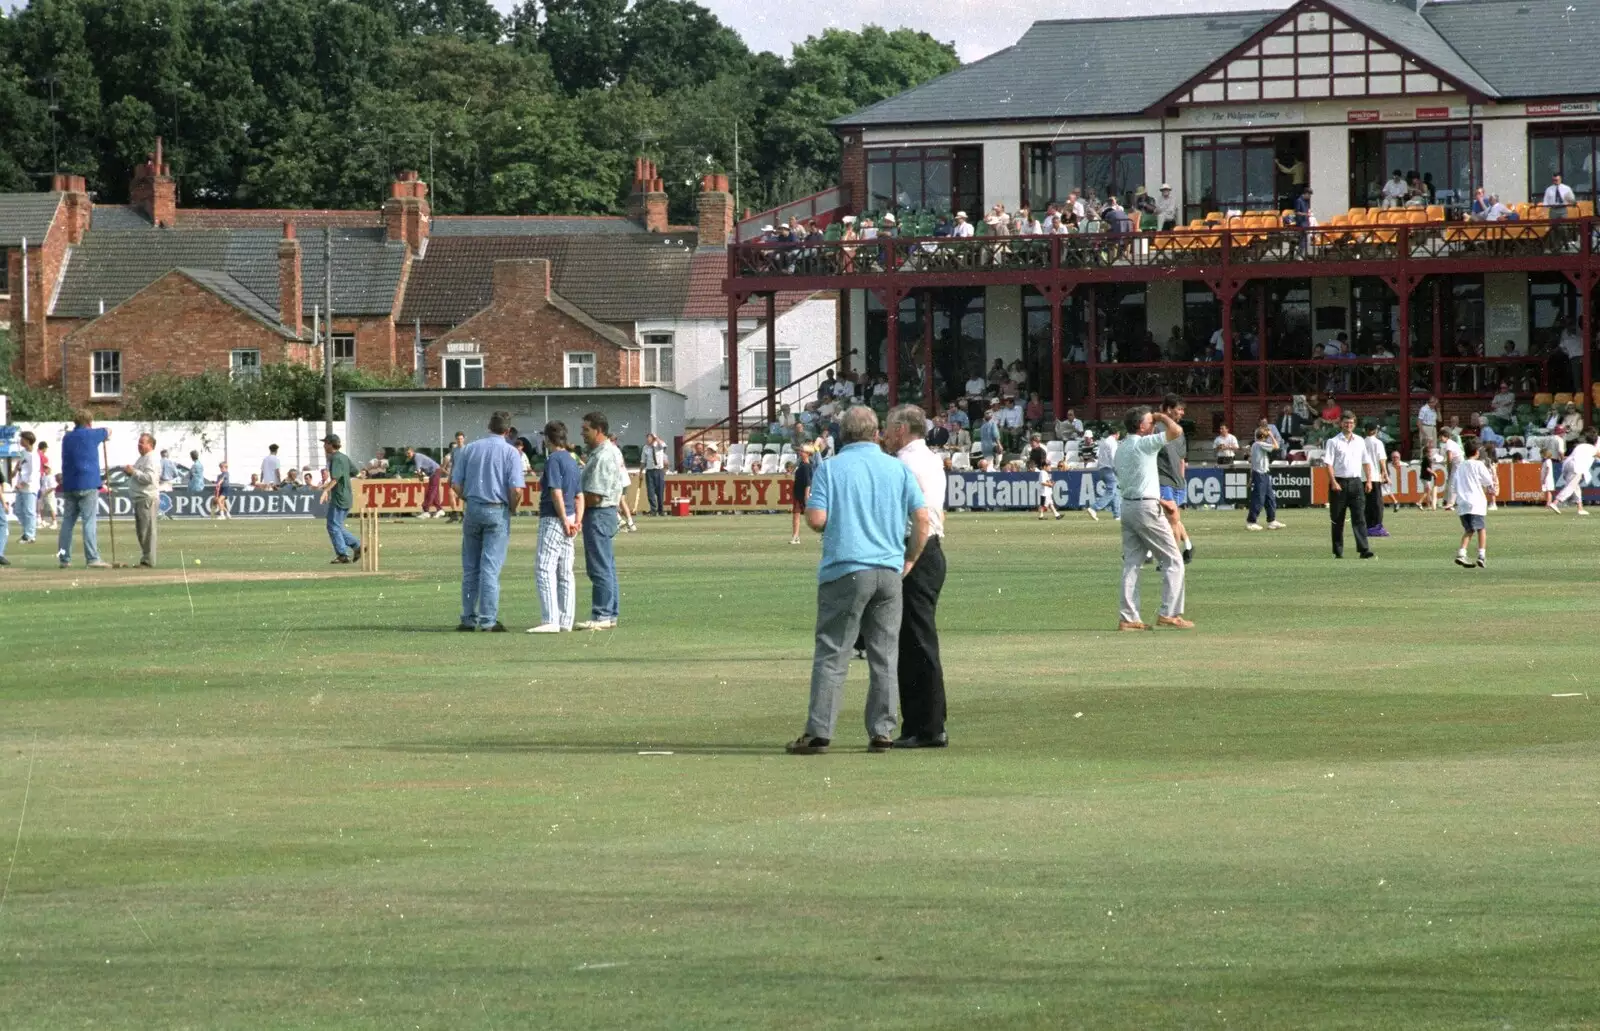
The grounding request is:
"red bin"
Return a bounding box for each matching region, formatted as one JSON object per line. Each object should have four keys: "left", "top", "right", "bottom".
{"left": 672, "top": 498, "right": 691, "bottom": 517}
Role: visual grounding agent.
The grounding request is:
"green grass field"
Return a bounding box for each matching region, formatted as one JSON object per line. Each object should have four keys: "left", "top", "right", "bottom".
{"left": 1, "top": 506, "right": 1598, "bottom": 1029}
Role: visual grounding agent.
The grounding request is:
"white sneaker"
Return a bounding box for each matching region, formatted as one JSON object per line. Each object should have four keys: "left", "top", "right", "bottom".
{"left": 1085, "top": 508, "right": 1099, "bottom": 521}
{"left": 1579, "top": 510, "right": 1590, "bottom": 517}
{"left": 526, "top": 624, "right": 562, "bottom": 634}
{"left": 575, "top": 619, "right": 617, "bottom": 630}
{"left": 1246, "top": 522, "right": 1263, "bottom": 531}
{"left": 1547, "top": 502, "right": 1561, "bottom": 513}
{"left": 1267, "top": 520, "right": 1287, "bottom": 529}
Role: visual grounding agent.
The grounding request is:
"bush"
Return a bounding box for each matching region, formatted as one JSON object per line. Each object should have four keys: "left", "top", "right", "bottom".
{"left": 124, "top": 363, "right": 414, "bottom": 421}
{"left": 0, "top": 328, "right": 77, "bottom": 421}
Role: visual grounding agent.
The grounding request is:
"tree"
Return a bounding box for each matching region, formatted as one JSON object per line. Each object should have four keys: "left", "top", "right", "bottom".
{"left": 619, "top": 0, "right": 749, "bottom": 94}
{"left": 537, "top": 0, "right": 627, "bottom": 93}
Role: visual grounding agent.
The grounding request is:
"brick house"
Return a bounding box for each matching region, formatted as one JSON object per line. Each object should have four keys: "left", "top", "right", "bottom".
{"left": 2, "top": 144, "right": 837, "bottom": 420}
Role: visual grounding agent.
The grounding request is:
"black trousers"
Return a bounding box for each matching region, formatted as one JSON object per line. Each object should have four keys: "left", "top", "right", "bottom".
{"left": 1364, "top": 478, "right": 1384, "bottom": 529}
{"left": 897, "top": 536, "right": 947, "bottom": 737}
{"left": 645, "top": 469, "right": 665, "bottom": 514}
{"left": 1329, "top": 477, "right": 1370, "bottom": 557}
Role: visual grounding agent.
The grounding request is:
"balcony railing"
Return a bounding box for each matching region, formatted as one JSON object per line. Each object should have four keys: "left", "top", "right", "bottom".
{"left": 731, "top": 217, "right": 1599, "bottom": 280}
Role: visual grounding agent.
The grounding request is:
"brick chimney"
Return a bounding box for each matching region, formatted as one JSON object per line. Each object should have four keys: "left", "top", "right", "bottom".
{"left": 491, "top": 257, "right": 551, "bottom": 308}
{"left": 627, "top": 157, "right": 669, "bottom": 234}
{"left": 129, "top": 137, "right": 177, "bottom": 227}
{"left": 51, "top": 174, "right": 90, "bottom": 243}
{"left": 279, "top": 222, "right": 303, "bottom": 336}
{"left": 696, "top": 174, "right": 733, "bottom": 246}
{"left": 383, "top": 170, "right": 431, "bottom": 255}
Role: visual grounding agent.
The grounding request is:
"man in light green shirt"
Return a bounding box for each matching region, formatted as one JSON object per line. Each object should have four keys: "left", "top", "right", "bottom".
{"left": 577, "top": 412, "right": 627, "bottom": 628}
{"left": 1113, "top": 405, "right": 1190, "bottom": 631}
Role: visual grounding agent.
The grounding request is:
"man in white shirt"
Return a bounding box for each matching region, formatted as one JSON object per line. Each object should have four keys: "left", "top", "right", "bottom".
{"left": 260, "top": 444, "right": 282, "bottom": 486}
{"left": 883, "top": 404, "right": 950, "bottom": 748}
{"left": 1056, "top": 409, "right": 1084, "bottom": 440}
{"left": 964, "top": 372, "right": 986, "bottom": 397}
{"left": 1550, "top": 428, "right": 1597, "bottom": 514}
{"left": 951, "top": 211, "right": 975, "bottom": 239}
{"left": 1451, "top": 438, "right": 1498, "bottom": 568}
{"left": 1089, "top": 430, "right": 1120, "bottom": 520}
{"left": 1439, "top": 430, "right": 1465, "bottom": 510}
{"left": 1362, "top": 421, "right": 1390, "bottom": 538}
{"left": 1558, "top": 321, "right": 1583, "bottom": 392}
{"left": 1155, "top": 184, "right": 1180, "bottom": 230}
{"left": 121, "top": 432, "right": 163, "bottom": 567}
{"left": 1381, "top": 171, "right": 1409, "bottom": 208}
{"left": 1541, "top": 173, "right": 1576, "bottom": 216}
{"left": 1416, "top": 396, "right": 1439, "bottom": 456}
{"left": 1322, "top": 412, "right": 1375, "bottom": 559}
{"left": 13, "top": 430, "right": 40, "bottom": 543}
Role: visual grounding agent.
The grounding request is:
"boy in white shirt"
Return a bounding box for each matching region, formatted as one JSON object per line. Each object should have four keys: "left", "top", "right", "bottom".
{"left": 1439, "top": 430, "right": 1464, "bottom": 510}
{"left": 1035, "top": 454, "right": 1060, "bottom": 521}
{"left": 1451, "top": 438, "right": 1497, "bottom": 568}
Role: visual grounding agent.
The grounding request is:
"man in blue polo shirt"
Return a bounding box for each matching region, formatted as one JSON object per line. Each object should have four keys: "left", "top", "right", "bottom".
{"left": 787, "top": 406, "right": 931, "bottom": 755}
{"left": 58, "top": 415, "right": 112, "bottom": 569}
{"left": 450, "top": 411, "right": 525, "bottom": 631}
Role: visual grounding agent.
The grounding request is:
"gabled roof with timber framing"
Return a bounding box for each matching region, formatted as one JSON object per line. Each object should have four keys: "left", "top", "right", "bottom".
{"left": 835, "top": 0, "right": 1600, "bottom": 129}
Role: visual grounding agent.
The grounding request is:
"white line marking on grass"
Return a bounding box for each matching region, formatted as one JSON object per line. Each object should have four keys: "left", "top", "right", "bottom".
{"left": 127, "top": 905, "right": 154, "bottom": 946}
{"left": 638, "top": 751, "right": 674, "bottom": 755}
{"left": 0, "top": 731, "right": 39, "bottom": 922}
{"left": 179, "top": 551, "right": 196, "bottom": 618}
{"left": 1550, "top": 692, "right": 1588, "bottom": 698}
{"left": 576, "top": 962, "right": 626, "bottom": 971}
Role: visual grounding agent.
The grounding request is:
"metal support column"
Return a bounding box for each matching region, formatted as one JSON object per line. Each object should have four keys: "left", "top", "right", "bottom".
{"left": 726, "top": 292, "right": 741, "bottom": 445}
{"left": 1256, "top": 281, "right": 1270, "bottom": 418}
{"left": 1085, "top": 284, "right": 1099, "bottom": 419}
{"left": 765, "top": 292, "right": 778, "bottom": 427}
{"left": 885, "top": 289, "right": 901, "bottom": 408}
{"left": 1431, "top": 278, "right": 1444, "bottom": 401}
{"left": 1220, "top": 285, "right": 1234, "bottom": 427}
{"left": 1397, "top": 281, "right": 1412, "bottom": 457}
{"left": 923, "top": 291, "right": 936, "bottom": 415}
{"left": 1580, "top": 277, "right": 1593, "bottom": 425}
{"left": 839, "top": 289, "right": 852, "bottom": 378}
{"left": 1050, "top": 287, "right": 1065, "bottom": 421}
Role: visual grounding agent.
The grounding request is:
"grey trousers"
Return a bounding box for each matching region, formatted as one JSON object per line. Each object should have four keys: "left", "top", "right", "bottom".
{"left": 806, "top": 567, "right": 903, "bottom": 742}
{"left": 132, "top": 494, "right": 158, "bottom": 565}
{"left": 1120, "top": 500, "right": 1185, "bottom": 623}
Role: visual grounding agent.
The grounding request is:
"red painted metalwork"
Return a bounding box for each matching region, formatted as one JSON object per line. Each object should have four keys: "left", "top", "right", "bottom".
{"left": 765, "top": 292, "right": 778, "bottom": 427}
{"left": 1048, "top": 286, "right": 1065, "bottom": 421}
{"left": 726, "top": 218, "right": 1595, "bottom": 422}
{"left": 922, "top": 291, "right": 936, "bottom": 414}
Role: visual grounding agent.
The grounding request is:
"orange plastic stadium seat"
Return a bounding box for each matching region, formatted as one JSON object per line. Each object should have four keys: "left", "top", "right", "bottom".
{"left": 1426, "top": 205, "right": 1445, "bottom": 222}
{"left": 1578, "top": 201, "right": 1595, "bottom": 218}
{"left": 1534, "top": 392, "right": 1554, "bottom": 406}
{"left": 1592, "top": 383, "right": 1600, "bottom": 403}
{"left": 1205, "top": 211, "right": 1224, "bottom": 223}
{"left": 1347, "top": 207, "right": 1369, "bottom": 222}
{"left": 1553, "top": 392, "right": 1573, "bottom": 406}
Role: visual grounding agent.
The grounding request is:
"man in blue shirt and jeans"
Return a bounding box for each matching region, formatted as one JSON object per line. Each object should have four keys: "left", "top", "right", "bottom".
{"left": 787, "top": 406, "right": 931, "bottom": 755}
{"left": 528, "top": 420, "right": 581, "bottom": 633}
{"left": 450, "top": 411, "right": 525, "bottom": 631}
{"left": 58, "top": 415, "right": 112, "bottom": 569}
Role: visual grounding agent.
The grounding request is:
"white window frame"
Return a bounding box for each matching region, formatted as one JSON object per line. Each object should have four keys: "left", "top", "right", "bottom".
{"left": 640, "top": 331, "right": 674, "bottom": 386}
{"left": 565, "top": 351, "right": 597, "bottom": 388}
{"left": 230, "top": 348, "right": 261, "bottom": 382}
{"left": 331, "top": 333, "right": 356, "bottom": 367}
{"left": 91, "top": 350, "right": 122, "bottom": 397}
{"left": 751, "top": 349, "right": 793, "bottom": 390}
{"left": 444, "top": 355, "right": 485, "bottom": 389}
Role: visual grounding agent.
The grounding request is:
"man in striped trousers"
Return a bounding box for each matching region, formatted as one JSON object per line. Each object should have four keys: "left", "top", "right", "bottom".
{"left": 528, "top": 421, "right": 580, "bottom": 633}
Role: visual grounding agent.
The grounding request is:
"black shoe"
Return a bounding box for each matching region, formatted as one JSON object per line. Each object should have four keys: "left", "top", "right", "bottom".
{"left": 1333, "top": 553, "right": 1342, "bottom": 559}
{"left": 1359, "top": 551, "right": 1376, "bottom": 559}
{"left": 332, "top": 556, "right": 351, "bottom": 564}
{"left": 456, "top": 623, "right": 477, "bottom": 631}
{"left": 892, "top": 733, "right": 948, "bottom": 749}
{"left": 351, "top": 544, "right": 363, "bottom": 564}
{"left": 868, "top": 737, "right": 895, "bottom": 753}
{"left": 852, "top": 648, "right": 866, "bottom": 661}
{"left": 486, "top": 623, "right": 508, "bottom": 633}
{"left": 1182, "top": 546, "right": 1193, "bottom": 564}
{"left": 0, "top": 556, "right": 10, "bottom": 566}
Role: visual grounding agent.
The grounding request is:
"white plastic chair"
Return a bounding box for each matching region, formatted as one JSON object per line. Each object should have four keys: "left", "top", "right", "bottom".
{"left": 742, "top": 453, "right": 763, "bottom": 474}
{"left": 1045, "top": 441, "right": 1065, "bottom": 463}
{"left": 725, "top": 443, "right": 746, "bottom": 466}
{"left": 759, "top": 453, "right": 781, "bottom": 474}
{"left": 950, "top": 451, "right": 972, "bottom": 471}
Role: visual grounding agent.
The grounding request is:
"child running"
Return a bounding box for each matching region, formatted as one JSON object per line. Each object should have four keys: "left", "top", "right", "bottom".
{"left": 1035, "top": 452, "right": 1061, "bottom": 520}
{"left": 1451, "top": 438, "right": 1496, "bottom": 569}
{"left": 1540, "top": 448, "right": 1556, "bottom": 507}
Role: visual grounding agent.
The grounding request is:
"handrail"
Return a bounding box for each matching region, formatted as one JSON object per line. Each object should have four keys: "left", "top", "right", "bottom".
{"left": 683, "top": 349, "right": 860, "bottom": 449}
{"left": 736, "top": 186, "right": 849, "bottom": 242}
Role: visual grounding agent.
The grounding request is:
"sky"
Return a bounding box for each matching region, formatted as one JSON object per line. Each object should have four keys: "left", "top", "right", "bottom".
{"left": 494, "top": 0, "right": 1288, "bottom": 63}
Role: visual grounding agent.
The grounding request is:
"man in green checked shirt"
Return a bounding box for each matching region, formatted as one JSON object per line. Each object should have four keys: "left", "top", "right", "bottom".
{"left": 577, "top": 411, "right": 628, "bottom": 630}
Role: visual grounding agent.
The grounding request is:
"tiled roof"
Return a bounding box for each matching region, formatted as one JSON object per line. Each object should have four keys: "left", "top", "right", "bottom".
{"left": 53, "top": 226, "right": 406, "bottom": 322}
{"left": 177, "top": 208, "right": 384, "bottom": 230}
{"left": 298, "top": 227, "right": 410, "bottom": 317}
{"left": 91, "top": 205, "right": 153, "bottom": 230}
{"left": 833, "top": 10, "right": 1280, "bottom": 126}
{"left": 401, "top": 233, "right": 698, "bottom": 325}
{"left": 0, "top": 192, "right": 62, "bottom": 247}
{"left": 680, "top": 248, "right": 813, "bottom": 321}
{"left": 1425, "top": 0, "right": 1600, "bottom": 98}
{"left": 431, "top": 215, "right": 644, "bottom": 237}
